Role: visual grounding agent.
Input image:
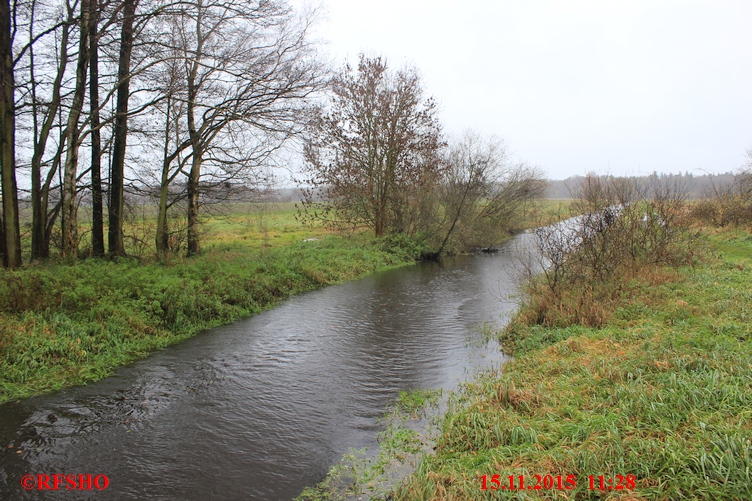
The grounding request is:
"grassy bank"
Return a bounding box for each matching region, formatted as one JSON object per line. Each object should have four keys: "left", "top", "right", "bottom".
{"left": 0, "top": 233, "right": 419, "bottom": 404}
{"left": 394, "top": 226, "right": 752, "bottom": 500}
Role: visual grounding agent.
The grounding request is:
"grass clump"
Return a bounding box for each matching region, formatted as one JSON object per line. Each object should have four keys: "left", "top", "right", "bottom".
{"left": 396, "top": 389, "right": 443, "bottom": 418}
{"left": 394, "top": 225, "right": 752, "bottom": 500}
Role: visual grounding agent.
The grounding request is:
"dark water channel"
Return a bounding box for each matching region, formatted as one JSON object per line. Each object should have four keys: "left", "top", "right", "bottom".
{"left": 0, "top": 236, "right": 528, "bottom": 500}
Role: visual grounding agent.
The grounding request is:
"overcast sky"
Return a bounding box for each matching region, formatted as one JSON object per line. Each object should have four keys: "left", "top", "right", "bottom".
{"left": 293, "top": 0, "right": 752, "bottom": 180}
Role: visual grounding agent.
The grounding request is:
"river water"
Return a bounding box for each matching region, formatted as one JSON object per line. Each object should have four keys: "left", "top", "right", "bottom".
{"left": 0, "top": 236, "right": 528, "bottom": 500}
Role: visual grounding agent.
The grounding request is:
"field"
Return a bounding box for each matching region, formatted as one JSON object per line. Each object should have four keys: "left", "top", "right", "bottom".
{"left": 30, "top": 201, "right": 335, "bottom": 259}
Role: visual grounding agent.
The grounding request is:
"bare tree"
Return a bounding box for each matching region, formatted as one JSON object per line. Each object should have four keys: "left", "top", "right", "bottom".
{"left": 25, "top": 0, "right": 74, "bottom": 260}
{"left": 152, "top": 38, "right": 188, "bottom": 254}
{"left": 18, "top": 0, "right": 121, "bottom": 260}
{"left": 160, "top": 0, "right": 322, "bottom": 256}
{"left": 61, "top": 0, "right": 92, "bottom": 258}
{"left": 301, "top": 54, "right": 443, "bottom": 237}
{"left": 108, "top": 0, "right": 138, "bottom": 257}
{"left": 89, "top": 0, "right": 105, "bottom": 256}
{"left": 432, "top": 131, "right": 547, "bottom": 256}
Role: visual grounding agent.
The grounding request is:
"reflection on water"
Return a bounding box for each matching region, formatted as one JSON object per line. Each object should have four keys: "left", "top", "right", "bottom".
{"left": 0, "top": 236, "right": 528, "bottom": 500}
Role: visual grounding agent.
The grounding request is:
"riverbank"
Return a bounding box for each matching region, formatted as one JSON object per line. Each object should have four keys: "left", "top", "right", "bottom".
{"left": 393, "top": 225, "right": 752, "bottom": 500}
{"left": 0, "top": 234, "right": 419, "bottom": 403}
{"left": 2, "top": 198, "right": 566, "bottom": 404}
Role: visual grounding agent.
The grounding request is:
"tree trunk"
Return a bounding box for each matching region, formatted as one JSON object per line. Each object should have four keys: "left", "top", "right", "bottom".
{"left": 374, "top": 212, "right": 384, "bottom": 237}
{"left": 186, "top": 147, "right": 202, "bottom": 256}
{"left": 30, "top": 13, "right": 70, "bottom": 260}
{"left": 61, "top": 0, "right": 91, "bottom": 259}
{"left": 0, "top": 0, "right": 21, "bottom": 268}
{"left": 185, "top": 0, "right": 203, "bottom": 257}
{"left": 108, "top": 0, "right": 138, "bottom": 258}
{"left": 29, "top": 0, "right": 41, "bottom": 260}
{"left": 156, "top": 177, "right": 170, "bottom": 254}
{"left": 89, "top": 0, "right": 104, "bottom": 257}
{"left": 156, "top": 96, "right": 173, "bottom": 255}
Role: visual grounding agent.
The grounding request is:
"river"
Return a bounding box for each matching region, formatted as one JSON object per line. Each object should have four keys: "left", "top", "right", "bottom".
{"left": 0, "top": 235, "right": 528, "bottom": 500}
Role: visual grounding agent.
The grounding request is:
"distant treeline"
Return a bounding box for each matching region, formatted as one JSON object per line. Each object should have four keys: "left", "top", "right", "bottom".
{"left": 237, "top": 172, "right": 742, "bottom": 203}
{"left": 547, "top": 172, "right": 737, "bottom": 199}
{"left": 117, "top": 172, "right": 732, "bottom": 204}
{"left": 41, "top": 171, "right": 737, "bottom": 209}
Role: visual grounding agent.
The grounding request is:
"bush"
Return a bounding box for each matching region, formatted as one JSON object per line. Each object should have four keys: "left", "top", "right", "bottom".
{"left": 513, "top": 174, "right": 692, "bottom": 329}
{"left": 690, "top": 168, "right": 752, "bottom": 227}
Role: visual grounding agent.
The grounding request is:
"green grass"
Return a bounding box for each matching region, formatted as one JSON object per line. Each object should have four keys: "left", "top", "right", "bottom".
{"left": 516, "top": 199, "right": 577, "bottom": 230}
{"left": 395, "top": 389, "right": 443, "bottom": 418}
{"left": 394, "top": 226, "right": 752, "bottom": 500}
{"left": 0, "top": 226, "right": 418, "bottom": 403}
{"left": 67, "top": 201, "right": 333, "bottom": 259}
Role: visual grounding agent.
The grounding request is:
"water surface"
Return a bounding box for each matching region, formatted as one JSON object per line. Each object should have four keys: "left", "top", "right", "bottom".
{"left": 0, "top": 237, "right": 527, "bottom": 500}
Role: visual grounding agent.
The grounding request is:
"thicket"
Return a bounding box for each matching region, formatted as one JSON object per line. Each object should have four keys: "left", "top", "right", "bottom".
{"left": 510, "top": 174, "right": 693, "bottom": 331}
{"left": 690, "top": 167, "right": 752, "bottom": 227}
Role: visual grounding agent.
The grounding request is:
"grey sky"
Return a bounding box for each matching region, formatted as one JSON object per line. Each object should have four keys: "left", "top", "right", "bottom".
{"left": 296, "top": 0, "right": 752, "bottom": 179}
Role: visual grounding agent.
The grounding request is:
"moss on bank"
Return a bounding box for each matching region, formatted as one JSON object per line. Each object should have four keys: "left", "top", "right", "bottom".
{"left": 395, "top": 227, "right": 752, "bottom": 500}
{"left": 0, "top": 235, "right": 417, "bottom": 403}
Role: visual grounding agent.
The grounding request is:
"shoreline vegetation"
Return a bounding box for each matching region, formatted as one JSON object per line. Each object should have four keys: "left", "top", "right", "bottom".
{"left": 0, "top": 199, "right": 564, "bottom": 404}
{"left": 390, "top": 224, "right": 752, "bottom": 500}
{"left": 0, "top": 234, "right": 417, "bottom": 404}
{"left": 0, "top": 203, "right": 425, "bottom": 404}
{"left": 0, "top": 200, "right": 561, "bottom": 404}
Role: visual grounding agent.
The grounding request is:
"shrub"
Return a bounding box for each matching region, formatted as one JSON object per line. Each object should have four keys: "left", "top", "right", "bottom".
{"left": 514, "top": 174, "right": 691, "bottom": 329}
{"left": 690, "top": 168, "right": 752, "bottom": 227}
